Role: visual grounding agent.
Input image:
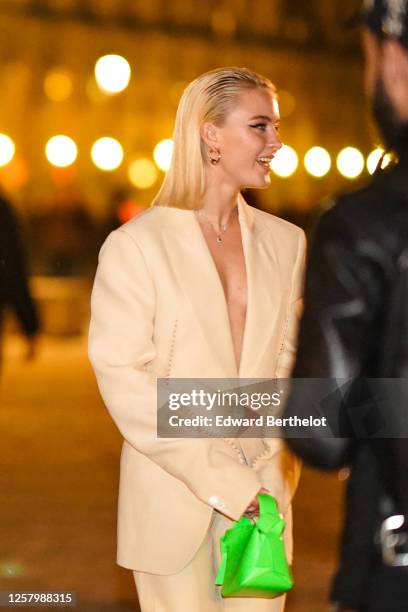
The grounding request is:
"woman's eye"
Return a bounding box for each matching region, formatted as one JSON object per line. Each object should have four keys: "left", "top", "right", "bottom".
{"left": 250, "top": 123, "right": 267, "bottom": 131}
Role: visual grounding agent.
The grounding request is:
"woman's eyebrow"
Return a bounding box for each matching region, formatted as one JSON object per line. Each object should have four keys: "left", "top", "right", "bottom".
{"left": 249, "top": 115, "right": 272, "bottom": 121}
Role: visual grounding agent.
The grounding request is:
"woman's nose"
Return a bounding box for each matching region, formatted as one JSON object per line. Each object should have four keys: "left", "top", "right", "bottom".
{"left": 267, "top": 137, "right": 282, "bottom": 154}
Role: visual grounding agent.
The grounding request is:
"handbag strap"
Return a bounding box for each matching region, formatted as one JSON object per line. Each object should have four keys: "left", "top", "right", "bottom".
{"left": 258, "top": 493, "right": 278, "bottom": 515}
{"left": 256, "top": 494, "right": 285, "bottom": 536}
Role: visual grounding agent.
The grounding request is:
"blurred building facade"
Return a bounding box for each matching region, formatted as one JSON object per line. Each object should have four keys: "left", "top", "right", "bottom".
{"left": 0, "top": 0, "right": 375, "bottom": 228}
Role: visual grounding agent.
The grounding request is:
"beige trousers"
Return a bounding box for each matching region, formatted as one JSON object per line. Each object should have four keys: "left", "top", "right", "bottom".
{"left": 133, "top": 507, "right": 292, "bottom": 612}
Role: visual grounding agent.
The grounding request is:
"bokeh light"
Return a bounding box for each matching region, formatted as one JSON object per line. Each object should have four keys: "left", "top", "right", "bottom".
{"left": 153, "top": 139, "right": 174, "bottom": 172}
{"left": 0, "top": 134, "right": 15, "bottom": 167}
{"left": 118, "top": 199, "right": 145, "bottom": 224}
{"left": 45, "top": 135, "right": 78, "bottom": 167}
{"left": 94, "top": 54, "right": 131, "bottom": 94}
{"left": 304, "top": 146, "right": 331, "bottom": 178}
{"left": 44, "top": 70, "right": 73, "bottom": 102}
{"left": 0, "top": 561, "right": 24, "bottom": 578}
{"left": 128, "top": 158, "right": 158, "bottom": 189}
{"left": 366, "top": 148, "right": 392, "bottom": 175}
{"left": 91, "top": 137, "right": 124, "bottom": 171}
{"left": 336, "top": 147, "right": 365, "bottom": 179}
{"left": 270, "top": 145, "right": 298, "bottom": 178}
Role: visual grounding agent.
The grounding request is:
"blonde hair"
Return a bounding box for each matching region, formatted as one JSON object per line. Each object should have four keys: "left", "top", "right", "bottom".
{"left": 152, "top": 66, "right": 276, "bottom": 210}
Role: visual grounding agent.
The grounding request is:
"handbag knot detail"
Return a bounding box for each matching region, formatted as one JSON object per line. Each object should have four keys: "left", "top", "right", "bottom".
{"left": 215, "top": 494, "right": 294, "bottom": 598}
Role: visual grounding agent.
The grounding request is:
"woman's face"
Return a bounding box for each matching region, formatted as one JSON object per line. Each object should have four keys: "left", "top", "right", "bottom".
{"left": 204, "top": 87, "right": 282, "bottom": 190}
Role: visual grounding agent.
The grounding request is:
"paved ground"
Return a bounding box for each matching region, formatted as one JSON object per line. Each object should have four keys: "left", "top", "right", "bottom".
{"left": 0, "top": 333, "right": 345, "bottom": 611}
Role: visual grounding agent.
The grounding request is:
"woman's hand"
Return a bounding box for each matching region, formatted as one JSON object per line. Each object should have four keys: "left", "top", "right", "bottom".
{"left": 243, "top": 487, "right": 271, "bottom": 518}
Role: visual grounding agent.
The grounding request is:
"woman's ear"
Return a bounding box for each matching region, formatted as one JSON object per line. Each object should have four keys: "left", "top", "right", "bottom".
{"left": 200, "top": 122, "right": 219, "bottom": 148}
{"left": 382, "top": 39, "right": 408, "bottom": 121}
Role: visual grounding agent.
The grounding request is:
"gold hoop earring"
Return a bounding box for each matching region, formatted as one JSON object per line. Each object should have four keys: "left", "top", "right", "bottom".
{"left": 208, "top": 148, "right": 221, "bottom": 165}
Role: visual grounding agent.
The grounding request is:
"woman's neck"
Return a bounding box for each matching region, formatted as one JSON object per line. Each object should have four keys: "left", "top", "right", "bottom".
{"left": 200, "top": 182, "right": 240, "bottom": 227}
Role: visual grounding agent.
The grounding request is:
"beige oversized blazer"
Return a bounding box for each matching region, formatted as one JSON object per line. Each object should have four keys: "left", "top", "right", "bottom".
{"left": 88, "top": 195, "right": 306, "bottom": 575}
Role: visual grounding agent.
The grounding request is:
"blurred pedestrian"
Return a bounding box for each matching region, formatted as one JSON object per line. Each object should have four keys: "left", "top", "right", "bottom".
{"left": 283, "top": 1, "right": 408, "bottom": 611}
{"left": 0, "top": 195, "right": 40, "bottom": 368}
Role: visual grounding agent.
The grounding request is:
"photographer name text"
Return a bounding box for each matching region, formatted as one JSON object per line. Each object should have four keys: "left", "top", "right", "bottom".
{"left": 167, "top": 415, "right": 327, "bottom": 427}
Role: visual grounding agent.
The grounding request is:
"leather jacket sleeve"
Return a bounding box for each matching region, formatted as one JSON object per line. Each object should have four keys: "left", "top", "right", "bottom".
{"left": 283, "top": 201, "right": 388, "bottom": 469}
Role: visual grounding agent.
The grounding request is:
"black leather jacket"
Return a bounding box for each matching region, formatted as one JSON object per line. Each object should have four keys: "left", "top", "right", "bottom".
{"left": 283, "top": 153, "right": 408, "bottom": 609}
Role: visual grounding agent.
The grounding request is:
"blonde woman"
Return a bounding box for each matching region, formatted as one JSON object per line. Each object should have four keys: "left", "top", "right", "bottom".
{"left": 89, "top": 67, "right": 305, "bottom": 611}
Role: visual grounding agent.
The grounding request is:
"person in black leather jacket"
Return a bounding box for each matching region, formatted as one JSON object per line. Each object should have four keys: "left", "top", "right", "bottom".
{"left": 283, "top": 1, "right": 408, "bottom": 611}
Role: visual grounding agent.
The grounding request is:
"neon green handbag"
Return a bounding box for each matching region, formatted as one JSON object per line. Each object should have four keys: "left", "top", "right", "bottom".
{"left": 215, "top": 494, "right": 294, "bottom": 598}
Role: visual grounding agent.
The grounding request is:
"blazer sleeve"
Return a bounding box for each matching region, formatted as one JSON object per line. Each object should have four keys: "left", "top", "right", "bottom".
{"left": 253, "top": 228, "right": 305, "bottom": 515}
{"left": 275, "top": 228, "right": 306, "bottom": 379}
{"left": 88, "top": 228, "right": 262, "bottom": 521}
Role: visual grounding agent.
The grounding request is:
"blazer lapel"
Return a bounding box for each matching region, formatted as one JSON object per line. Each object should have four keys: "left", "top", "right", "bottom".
{"left": 237, "top": 196, "right": 280, "bottom": 378}
{"left": 237, "top": 197, "right": 283, "bottom": 463}
{"left": 162, "top": 211, "right": 237, "bottom": 378}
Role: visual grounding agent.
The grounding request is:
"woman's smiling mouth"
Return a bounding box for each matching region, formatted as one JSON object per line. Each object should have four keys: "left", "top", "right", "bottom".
{"left": 256, "top": 156, "right": 273, "bottom": 169}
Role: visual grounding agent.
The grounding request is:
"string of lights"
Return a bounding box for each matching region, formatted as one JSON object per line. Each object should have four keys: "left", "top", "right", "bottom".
{"left": 0, "top": 50, "right": 391, "bottom": 189}
{"left": 0, "top": 131, "right": 391, "bottom": 185}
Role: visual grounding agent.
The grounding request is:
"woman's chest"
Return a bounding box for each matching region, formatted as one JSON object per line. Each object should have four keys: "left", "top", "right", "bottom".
{"left": 201, "top": 225, "right": 248, "bottom": 310}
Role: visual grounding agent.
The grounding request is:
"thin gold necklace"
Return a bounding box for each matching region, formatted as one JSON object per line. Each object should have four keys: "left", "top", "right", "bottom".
{"left": 196, "top": 208, "right": 237, "bottom": 245}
